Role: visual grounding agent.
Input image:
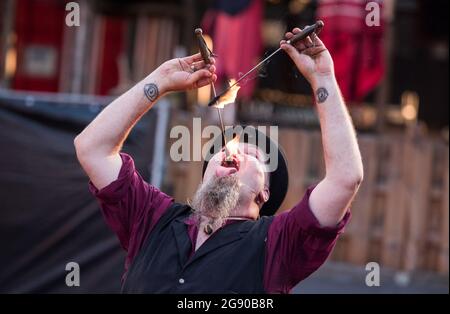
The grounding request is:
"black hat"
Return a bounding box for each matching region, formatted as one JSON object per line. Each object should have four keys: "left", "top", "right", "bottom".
{"left": 202, "top": 125, "right": 289, "bottom": 216}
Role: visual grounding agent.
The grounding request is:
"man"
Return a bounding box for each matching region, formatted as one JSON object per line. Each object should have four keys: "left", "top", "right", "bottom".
{"left": 75, "top": 28, "right": 363, "bottom": 293}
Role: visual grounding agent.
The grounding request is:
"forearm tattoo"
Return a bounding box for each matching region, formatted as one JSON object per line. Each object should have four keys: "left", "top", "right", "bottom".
{"left": 316, "top": 87, "right": 329, "bottom": 103}
{"left": 144, "top": 83, "right": 159, "bottom": 102}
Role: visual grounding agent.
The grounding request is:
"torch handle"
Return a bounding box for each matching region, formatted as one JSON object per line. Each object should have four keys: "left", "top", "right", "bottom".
{"left": 195, "top": 28, "right": 212, "bottom": 64}
{"left": 194, "top": 28, "right": 229, "bottom": 157}
{"left": 287, "top": 20, "right": 324, "bottom": 45}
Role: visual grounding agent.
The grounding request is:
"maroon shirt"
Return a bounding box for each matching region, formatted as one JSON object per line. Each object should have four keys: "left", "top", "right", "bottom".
{"left": 90, "top": 153, "right": 350, "bottom": 293}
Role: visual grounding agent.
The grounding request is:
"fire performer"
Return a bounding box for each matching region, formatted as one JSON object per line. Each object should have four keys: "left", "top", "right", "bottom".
{"left": 74, "top": 26, "right": 363, "bottom": 293}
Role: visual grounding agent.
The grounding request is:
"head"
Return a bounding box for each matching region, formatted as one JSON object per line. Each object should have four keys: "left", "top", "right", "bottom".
{"left": 191, "top": 143, "right": 270, "bottom": 227}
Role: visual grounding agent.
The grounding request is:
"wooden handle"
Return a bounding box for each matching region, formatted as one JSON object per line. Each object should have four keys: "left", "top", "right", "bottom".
{"left": 195, "top": 28, "right": 212, "bottom": 64}
{"left": 287, "top": 20, "right": 324, "bottom": 45}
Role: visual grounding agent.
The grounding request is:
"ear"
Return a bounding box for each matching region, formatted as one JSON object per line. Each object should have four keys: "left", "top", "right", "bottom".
{"left": 255, "top": 187, "right": 270, "bottom": 207}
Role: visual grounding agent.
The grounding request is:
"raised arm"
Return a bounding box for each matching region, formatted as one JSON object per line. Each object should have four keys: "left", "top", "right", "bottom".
{"left": 281, "top": 28, "right": 363, "bottom": 227}
{"left": 74, "top": 54, "right": 216, "bottom": 189}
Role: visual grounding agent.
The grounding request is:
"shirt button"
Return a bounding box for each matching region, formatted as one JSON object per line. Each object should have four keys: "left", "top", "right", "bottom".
{"left": 179, "top": 278, "right": 185, "bottom": 284}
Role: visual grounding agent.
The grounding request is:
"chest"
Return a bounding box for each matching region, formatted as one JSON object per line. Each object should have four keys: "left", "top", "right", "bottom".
{"left": 195, "top": 230, "right": 209, "bottom": 251}
{"left": 122, "top": 211, "right": 273, "bottom": 293}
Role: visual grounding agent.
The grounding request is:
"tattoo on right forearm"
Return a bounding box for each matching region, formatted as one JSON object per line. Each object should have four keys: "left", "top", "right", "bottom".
{"left": 316, "top": 87, "right": 329, "bottom": 103}
{"left": 144, "top": 83, "right": 159, "bottom": 102}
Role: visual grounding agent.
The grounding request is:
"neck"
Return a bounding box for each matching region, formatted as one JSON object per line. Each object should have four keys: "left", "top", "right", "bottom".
{"left": 228, "top": 200, "right": 259, "bottom": 220}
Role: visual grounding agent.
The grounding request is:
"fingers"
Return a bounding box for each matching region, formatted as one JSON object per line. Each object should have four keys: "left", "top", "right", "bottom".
{"left": 281, "top": 31, "right": 304, "bottom": 56}
{"left": 311, "top": 33, "right": 325, "bottom": 47}
{"left": 187, "top": 69, "right": 217, "bottom": 88}
{"left": 183, "top": 53, "right": 216, "bottom": 65}
{"left": 282, "top": 31, "right": 307, "bottom": 51}
{"left": 301, "top": 46, "right": 328, "bottom": 58}
{"left": 280, "top": 40, "right": 299, "bottom": 60}
{"left": 292, "top": 27, "right": 314, "bottom": 47}
{"left": 184, "top": 53, "right": 203, "bottom": 63}
{"left": 190, "top": 61, "right": 216, "bottom": 73}
{"left": 197, "top": 73, "right": 217, "bottom": 88}
{"left": 190, "top": 60, "right": 205, "bottom": 72}
{"left": 281, "top": 27, "right": 322, "bottom": 52}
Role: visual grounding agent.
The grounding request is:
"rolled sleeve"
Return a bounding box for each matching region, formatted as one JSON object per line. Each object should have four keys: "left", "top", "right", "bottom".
{"left": 89, "top": 153, "right": 136, "bottom": 205}
{"left": 264, "top": 185, "right": 351, "bottom": 293}
{"left": 294, "top": 186, "right": 350, "bottom": 240}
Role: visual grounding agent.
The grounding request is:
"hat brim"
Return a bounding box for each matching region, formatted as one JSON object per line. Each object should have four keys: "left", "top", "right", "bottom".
{"left": 202, "top": 126, "right": 289, "bottom": 216}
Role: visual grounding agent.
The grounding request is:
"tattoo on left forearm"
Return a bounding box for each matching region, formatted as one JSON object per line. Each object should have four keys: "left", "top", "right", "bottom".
{"left": 316, "top": 87, "right": 329, "bottom": 103}
{"left": 144, "top": 83, "right": 159, "bottom": 102}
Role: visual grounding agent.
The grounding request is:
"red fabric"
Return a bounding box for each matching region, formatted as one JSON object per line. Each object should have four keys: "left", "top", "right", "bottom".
{"left": 202, "top": 0, "right": 263, "bottom": 99}
{"left": 13, "top": 0, "right": 65, "bottom": 92}
{"left": 97, "top": 17, "right": 126, "bottom": 95}
{"left": 90, "top": 153, "right": 350, "bottom": 293}
{"left": 317, "top": 0, "right": 385, "bottom": 102}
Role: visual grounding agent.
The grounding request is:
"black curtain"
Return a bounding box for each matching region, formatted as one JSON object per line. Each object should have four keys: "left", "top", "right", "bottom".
{"left": 0, "top": 94, "right": 157, "bottom": 293}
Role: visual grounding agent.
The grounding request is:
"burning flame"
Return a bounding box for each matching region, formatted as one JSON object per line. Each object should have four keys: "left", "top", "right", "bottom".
{"left": 225, "top": 133, "right": 241, "bottom": 157}
{"left": 215, "top": 79, "right": 241, "bottom": 109}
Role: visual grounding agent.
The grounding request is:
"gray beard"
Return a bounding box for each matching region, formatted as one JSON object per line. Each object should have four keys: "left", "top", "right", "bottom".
{"left": 191, "top": 174, "right": 241, "bottom": 230}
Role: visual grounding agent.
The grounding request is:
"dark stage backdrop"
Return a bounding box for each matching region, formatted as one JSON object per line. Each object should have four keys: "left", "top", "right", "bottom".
{"left": 0, "top": 94, "right": 157, "bottom": 293}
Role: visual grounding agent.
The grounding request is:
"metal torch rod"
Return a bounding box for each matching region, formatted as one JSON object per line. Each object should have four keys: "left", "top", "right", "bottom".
{"left": 208, "top": 21, "right": 324, "bottom": 106}
{"left": 230, "top": 47, "right": 282, "bottom": 91}
{"left": 195, "top": 28, "right": 230, "bottom": 158}
{"left": 210, "top": 85, "right": 227, "bottom": 143}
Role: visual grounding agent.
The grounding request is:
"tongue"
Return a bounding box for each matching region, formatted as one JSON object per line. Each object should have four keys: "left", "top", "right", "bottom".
{"left": 215, "top": 166, "right": 237, "bottom": 177}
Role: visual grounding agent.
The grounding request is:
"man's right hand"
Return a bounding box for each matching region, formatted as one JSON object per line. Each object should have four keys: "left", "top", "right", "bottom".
{"left": 75, "top": 53, "right": 217, "bottom": 190}
{"left": 155, "top": 53, "right": 217, "bottom": 94}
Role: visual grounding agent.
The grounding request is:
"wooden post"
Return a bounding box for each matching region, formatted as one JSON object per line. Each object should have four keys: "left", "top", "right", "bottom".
{"left": 381, "top": 134, "right": 407, "bottom": 268}
{"left": 438, "top": 143, "right": 449, "bottom": 273}
{"left": 278, "top": 129, "right": 310, "bottom": 212}
{"left": 402, "top": 135, "right": 432, "bottom": 272}
{"left": 58, "top": 0, "right": 93, "bottom": 93}
{"left": 71, "top": 0, "right": 90, "bottom": 94}
{"left": 375, "top": 0, "right": 396, "bottom": 132}
{"left": 0, "top": 0, "right": 15, "bottom": 88}
{"left": 182, "top": 0, "right": 194, "bottom": 52}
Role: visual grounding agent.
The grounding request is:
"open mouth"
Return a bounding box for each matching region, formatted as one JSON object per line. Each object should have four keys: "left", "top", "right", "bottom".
{"left": 221, "top": 156, "right": 240, "bottom": 171}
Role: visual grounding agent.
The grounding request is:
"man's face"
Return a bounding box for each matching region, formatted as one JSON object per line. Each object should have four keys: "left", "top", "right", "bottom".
{"left": 191, "top": 143, "right": 269, "bottom": 226}
{"left": 203, "top": 143, "right": 269, "bottom": 199}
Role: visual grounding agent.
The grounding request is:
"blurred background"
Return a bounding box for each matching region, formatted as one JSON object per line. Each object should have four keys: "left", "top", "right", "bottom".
{"left": 0, "top": 0, "right": 448, "bottom": 293}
